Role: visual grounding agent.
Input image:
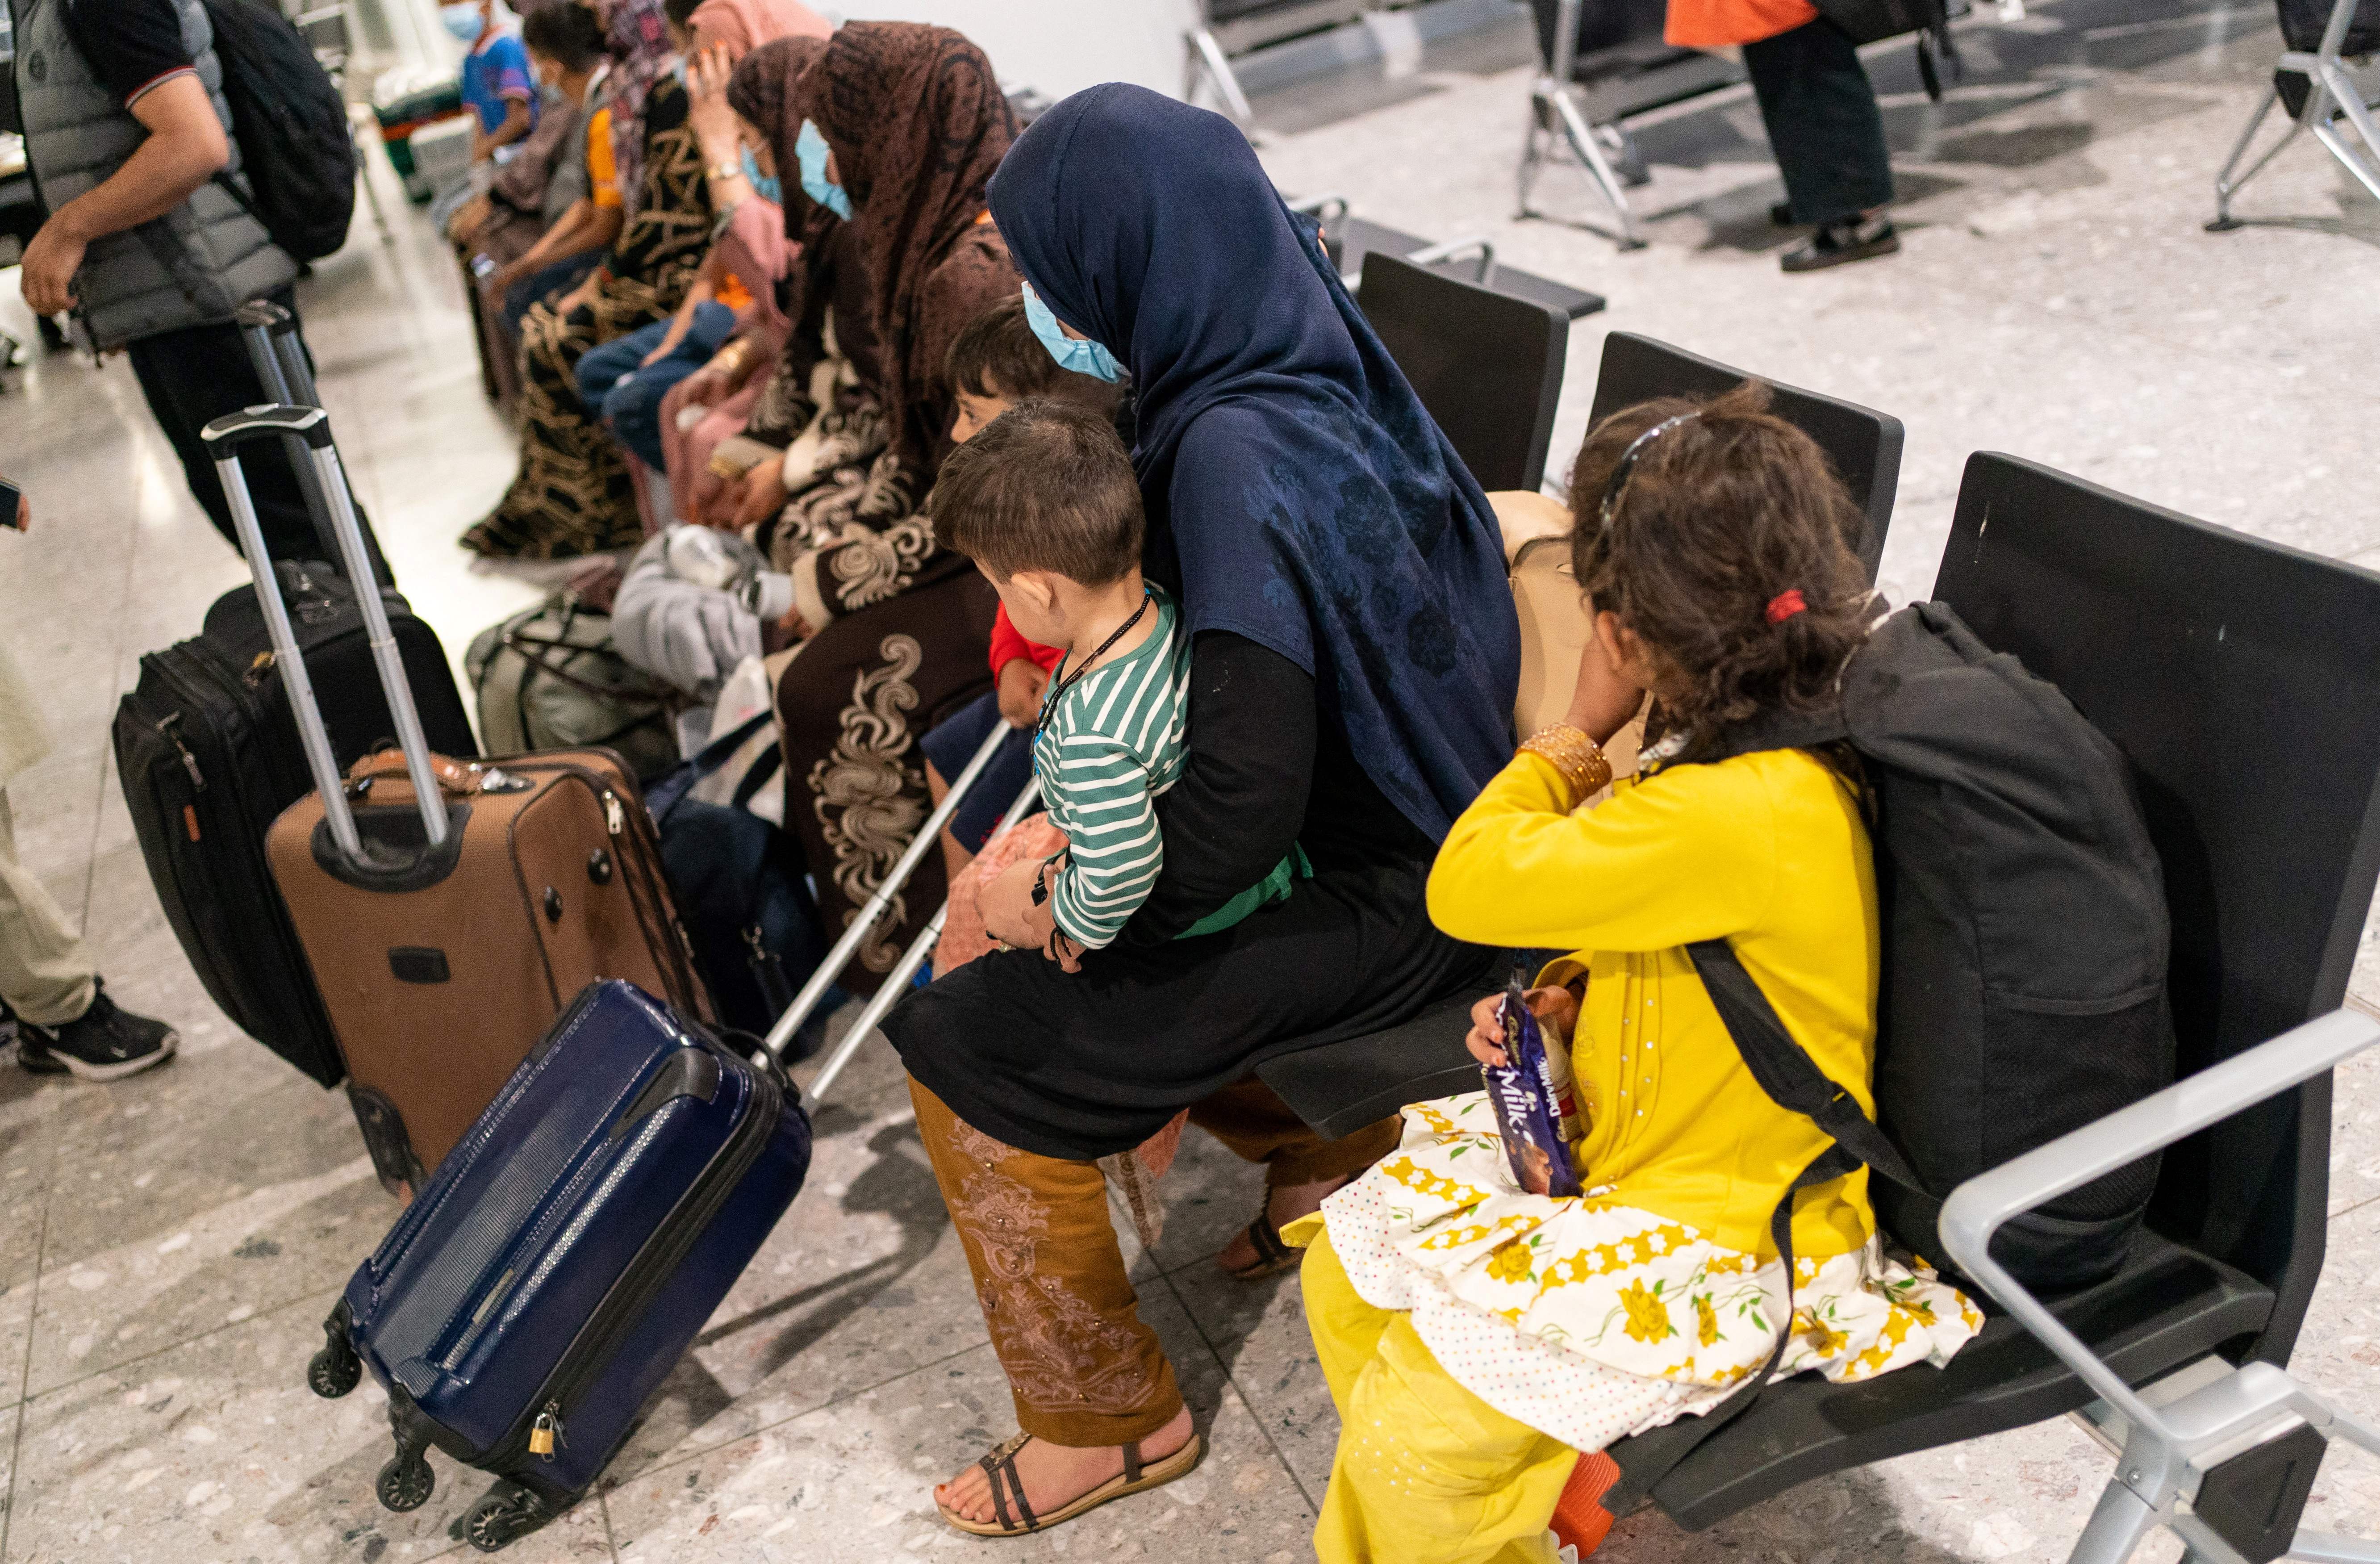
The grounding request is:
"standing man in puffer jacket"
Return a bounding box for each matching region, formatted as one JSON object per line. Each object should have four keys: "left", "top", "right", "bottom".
{"left": 12, "top": 0, "right": 354, "bottom": 566}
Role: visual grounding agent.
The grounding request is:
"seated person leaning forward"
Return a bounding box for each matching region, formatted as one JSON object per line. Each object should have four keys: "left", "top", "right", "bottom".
{"left": 1295, "top": 386, "right": 1980, "bottom": 1564}
{"left": 878, "top": 86, "right": 1522, "bottom": 1539}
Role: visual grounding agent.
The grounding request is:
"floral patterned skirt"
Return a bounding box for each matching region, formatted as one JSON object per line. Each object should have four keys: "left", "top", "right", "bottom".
{"left": 1318, "top": 1092, "right": 1983, "bottom": 1453}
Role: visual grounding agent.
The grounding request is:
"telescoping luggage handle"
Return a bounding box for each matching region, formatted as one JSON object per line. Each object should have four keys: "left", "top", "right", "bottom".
{"left": 804, "top": 769, "right": 1044, "bottom": 1103}
{"left": 234, "top": 299, "right": 322, "bottom": 406}
{"left": 231, "top": 301, "right": 348, "bottom": 566}
{"left": 755, "top": 717, "right": 1027, "bottom": 1072}
{"left": 199, "top": 404, "right": 451, "bottom": 863}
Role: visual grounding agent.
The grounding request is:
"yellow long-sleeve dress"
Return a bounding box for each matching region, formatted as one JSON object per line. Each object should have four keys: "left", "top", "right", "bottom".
{"left": 1300, "top": 744, "right": 1979, "bottom": 1562}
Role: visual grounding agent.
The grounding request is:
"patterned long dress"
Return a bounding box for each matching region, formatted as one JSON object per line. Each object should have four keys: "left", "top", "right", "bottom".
{"left": 462, "top": 77, "right": 714, "bottom": 561}
{"left": 751, "top": 228, "right": 1012, "bottom": 992}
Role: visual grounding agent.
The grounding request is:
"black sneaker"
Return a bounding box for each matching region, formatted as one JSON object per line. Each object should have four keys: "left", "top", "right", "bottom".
{"left": 17, "top": 983, "right": 179, "bottom": 1081}
{"left": 1781, "top": 216, "right": 1901, "bottom": 273}
{"left": 1770, "top": 199, "right": 1797, "bottom": 228}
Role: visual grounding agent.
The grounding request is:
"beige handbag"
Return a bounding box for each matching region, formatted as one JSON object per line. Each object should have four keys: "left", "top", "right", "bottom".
{"left": 1487, "top": 490, "right": 1644, "bottom": 791}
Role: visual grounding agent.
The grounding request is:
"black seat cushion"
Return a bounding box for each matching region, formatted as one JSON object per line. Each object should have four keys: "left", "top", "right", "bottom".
{"left": 1617, "top": 1226, "right": 2274, "bottom": 1528}
{"left": 1257, "top": 990, "right": 1478, "bottom": 1141}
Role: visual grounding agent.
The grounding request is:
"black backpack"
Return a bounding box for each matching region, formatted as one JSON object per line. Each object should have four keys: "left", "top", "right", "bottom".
{"left": 1810, "top": 0, "right": 1962, "bottom": 100}
{"left": 199, "top": 0, "right": 355, "bottom": 262}
{"left": 1678, "top": 601, "right": 2176, "bottom": 1296}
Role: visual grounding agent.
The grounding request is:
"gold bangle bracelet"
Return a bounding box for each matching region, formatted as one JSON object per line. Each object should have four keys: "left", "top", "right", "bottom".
{"left": 1518, "top": 723, "right": 1613, "bottom": 803}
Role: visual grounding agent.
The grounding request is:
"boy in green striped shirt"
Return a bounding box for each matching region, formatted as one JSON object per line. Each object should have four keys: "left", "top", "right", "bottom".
{"left": 931, "top": 401, "right": 1305, "bottom": 970}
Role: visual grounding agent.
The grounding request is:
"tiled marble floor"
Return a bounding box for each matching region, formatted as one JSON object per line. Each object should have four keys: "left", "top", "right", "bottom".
{"left": 0, "top": 0, "right": 2375, "bottom": 1557}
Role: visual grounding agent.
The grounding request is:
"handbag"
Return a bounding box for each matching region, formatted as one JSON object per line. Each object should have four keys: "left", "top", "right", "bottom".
{"left": 1811, "top": 0, "right": 1961, "bottom": 99}
{"left": 647, "top": 713, "right": 834, "bottom": 1046}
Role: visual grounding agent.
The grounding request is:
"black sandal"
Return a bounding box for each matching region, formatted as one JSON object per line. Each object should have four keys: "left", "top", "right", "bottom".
{"left": 1225, "top": 1208, "right": 1300, "bottom": 1280}
{"left": 935, "top": 1429, "right": 1206, "bottom": 1537}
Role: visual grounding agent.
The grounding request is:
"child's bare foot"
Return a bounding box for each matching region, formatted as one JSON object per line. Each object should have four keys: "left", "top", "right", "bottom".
{"left": 934, "top": 1405, "right": 1196, "bottom": 1531}
{"left": 1216, "top": 1175, "right": 1347, "bottom": 1277}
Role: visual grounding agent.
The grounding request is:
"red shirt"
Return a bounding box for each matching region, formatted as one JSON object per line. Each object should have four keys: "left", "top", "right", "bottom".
{"left": 990, "top": 606, "right": 1064, "bottom": 677}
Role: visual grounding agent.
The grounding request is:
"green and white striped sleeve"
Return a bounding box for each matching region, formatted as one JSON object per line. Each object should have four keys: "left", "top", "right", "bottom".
{"left": 1048, "top": 733, "right": 1163, "bottom": 951}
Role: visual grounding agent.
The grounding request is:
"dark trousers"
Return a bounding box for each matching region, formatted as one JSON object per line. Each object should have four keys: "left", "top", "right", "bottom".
{"left": 122, "top": 290, "right": 390, "bottom": 582}
{"left": 1741, "top": 17, "right": 1896, "bottom": 228}
{"left": 502, "top": 252, "right": 602, "bottom": 335}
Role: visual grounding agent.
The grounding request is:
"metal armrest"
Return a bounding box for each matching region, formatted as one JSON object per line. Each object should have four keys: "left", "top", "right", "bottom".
{"left": 1939, "top": 1007, "right": 2380, "bottom": 1444}
{"left": 1405, "top": 234, "right": 1497, "bottom": 286}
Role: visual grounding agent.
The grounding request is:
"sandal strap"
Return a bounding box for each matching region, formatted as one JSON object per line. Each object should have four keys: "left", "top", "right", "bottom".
{"left": 1123, "top": 1440, "right": 1144, "bottom": 1486}
{"left": 1246, "top": 1212, "right": 1291, "bottom": 1267}
{"left": 978, "top": 1431, "right": 1036, "bottom": 1533}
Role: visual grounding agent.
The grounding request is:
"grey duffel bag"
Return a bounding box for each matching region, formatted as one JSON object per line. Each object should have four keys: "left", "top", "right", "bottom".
{"left": 465, "top": 593, "right": 686, "bottom": 782}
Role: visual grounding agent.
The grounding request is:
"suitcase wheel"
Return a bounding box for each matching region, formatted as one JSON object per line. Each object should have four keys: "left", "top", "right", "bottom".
{"left": 376, "top": 1450, "right": 436, "bottom": 1512}
{"left": 308, "top": 1304, "right": 363, "bottom": 1399}
{"left": 307, "top": 1340, "right": 362, "bottom": 1399}
{"left": 464, "top": 1480, "right": 551, "bottom": 1553}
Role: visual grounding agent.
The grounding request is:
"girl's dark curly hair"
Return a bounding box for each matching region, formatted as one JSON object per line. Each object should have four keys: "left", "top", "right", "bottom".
{"left": 1566, "top": 380, "right": 1870, "bottom": 745}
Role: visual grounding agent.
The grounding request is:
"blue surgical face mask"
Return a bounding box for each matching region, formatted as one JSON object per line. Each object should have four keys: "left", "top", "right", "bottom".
{"left": 1020, "top": 281, "right": 1125, "bottom": 384}
{"left": 740, "top": 146, "right": 783, "bottom": 207}
{"left": 793, "top": 120, "right": 853, "bottom": 221}
{"left": 440, "top": 3, "right": 484, "bottom": 44}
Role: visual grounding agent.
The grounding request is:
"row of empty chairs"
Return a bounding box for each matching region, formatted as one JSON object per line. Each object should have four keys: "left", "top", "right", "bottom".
{"left": 1272, "top": 251, "right": 2380, "bottom": 1560}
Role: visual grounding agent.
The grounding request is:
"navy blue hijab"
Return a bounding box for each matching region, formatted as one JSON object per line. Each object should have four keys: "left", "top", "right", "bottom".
{"left": 987, "top": 85, "right": 1518, "bottom": 841}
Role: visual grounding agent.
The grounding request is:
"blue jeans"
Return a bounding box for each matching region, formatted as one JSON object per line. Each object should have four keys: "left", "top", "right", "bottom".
{"left": 575, "top": 302, "right": 739, "bottom": 471}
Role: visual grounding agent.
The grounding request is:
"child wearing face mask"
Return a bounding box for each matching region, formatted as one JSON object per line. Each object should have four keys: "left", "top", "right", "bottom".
{"left": 447, "top": 0, "right": 539, "bottom": 163}
{"left": 931, "top": 400, "right": 1303, "bottom": 971}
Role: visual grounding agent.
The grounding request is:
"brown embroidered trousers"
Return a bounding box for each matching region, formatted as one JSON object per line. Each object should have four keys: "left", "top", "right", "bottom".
{"left": 909, "top": 1075, "right": 1400, "bottom": 1447}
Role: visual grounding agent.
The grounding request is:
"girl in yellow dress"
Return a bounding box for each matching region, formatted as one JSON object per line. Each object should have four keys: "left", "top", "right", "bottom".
{"left": 1290, "top": 384, "right": 1981, "bottom": 1564}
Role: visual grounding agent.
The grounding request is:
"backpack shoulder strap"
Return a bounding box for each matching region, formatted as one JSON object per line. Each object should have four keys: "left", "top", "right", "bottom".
{"left": 1601, "top": 942, "right": 1934, "bottom": 1514}
{"left": 1684, "top": 939, "right": 1924, "bottom": 1191}
{"left": 1600, "top": 1141, "right": 1859, "bottom": 1515}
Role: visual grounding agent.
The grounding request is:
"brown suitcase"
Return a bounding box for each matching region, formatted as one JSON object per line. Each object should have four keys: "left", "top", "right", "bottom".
{"left": 269, "top": 748, "right": 709, "bottom": 1189}
{"left": 198, "top": 405, "right": 708, "bottom": 1195}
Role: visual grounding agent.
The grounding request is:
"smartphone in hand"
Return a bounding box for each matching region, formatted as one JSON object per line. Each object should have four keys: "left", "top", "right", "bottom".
{"left": 0, "top": 478, "right": 22, "bottom": 530}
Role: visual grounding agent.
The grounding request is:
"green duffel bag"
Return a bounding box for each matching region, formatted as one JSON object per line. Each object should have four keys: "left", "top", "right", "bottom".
{"left": 465, "top": 594, "right": 685, "bottom": 782}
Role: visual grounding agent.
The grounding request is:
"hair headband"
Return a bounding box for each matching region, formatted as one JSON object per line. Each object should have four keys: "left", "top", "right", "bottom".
{"left": 1596, "top": 412, "right": 1700, "bottom": 532}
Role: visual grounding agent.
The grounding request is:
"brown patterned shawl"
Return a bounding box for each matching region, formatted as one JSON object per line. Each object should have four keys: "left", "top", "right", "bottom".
{"left": 786, "top": 22, "right": 1019, "bottom": 473}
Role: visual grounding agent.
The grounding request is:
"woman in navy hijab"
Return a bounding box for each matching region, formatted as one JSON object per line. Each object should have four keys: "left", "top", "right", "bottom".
{"left": 884, "top": 84, "right": 1520, "bottom": 1535}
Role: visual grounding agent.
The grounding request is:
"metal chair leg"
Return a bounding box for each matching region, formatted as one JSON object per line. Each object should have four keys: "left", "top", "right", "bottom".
{"left": 1548, "top": 82, "right": 1647, "bottom": 249}
{"left": 2208, "top": 84, "right": 2298, "bottom": 230}
{"left": 2066, "top": 1480, "right": 2160, "bottom": 1564}
{"left": 2315, "top": 58, "right": 2380, "bottom": 203}
{"left": 353, "top": 121, "right": 394, "bottom": 243}
{"left": 1517, "top": 90, "right": 1554, "bottom": 217}
{"left": 1186, "top": 27, "right": 1255, "bottom": 125}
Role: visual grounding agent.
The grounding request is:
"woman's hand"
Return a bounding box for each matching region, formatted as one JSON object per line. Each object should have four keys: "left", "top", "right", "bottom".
{"left": 447, "top": 195, "right": 492, "bottom": 244}
{"left": 1566, "top": 613, "right": 1649, "bottom": 746}
{"left": 677, "top": 343, "right": 748, "bottom": 411}
{"left": 1035, "top": 860, "right": 1083, "bottom": 973}
{"left": 995, "top": 658, "right": 1049, "bottom": 730}
{"left": 1463, "top": 986, "right": 1580, "bottom": 1068}
{"left": 555, "top": 273, "right": 603, "bottom": 320}
{"left": 640, "top": 313, "right": 693, "bottom": 368}
{"left": 732, "top": 463, "right": 788, "bottom": 532}
{"left": 686, "top": 44, "right": 743, "bottom": 170}
{"left": 981, "top": 858, "right": 1043, "bottom": 949}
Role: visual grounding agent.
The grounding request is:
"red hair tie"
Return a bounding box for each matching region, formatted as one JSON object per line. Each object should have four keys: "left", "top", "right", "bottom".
{"left": 1765, "top": 590, "right": 1808, "bottom": 625}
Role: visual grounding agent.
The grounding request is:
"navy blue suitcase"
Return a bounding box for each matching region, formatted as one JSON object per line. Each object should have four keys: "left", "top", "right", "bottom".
{"left": 304, "top": 980, "right": 810, "bottom": 1551}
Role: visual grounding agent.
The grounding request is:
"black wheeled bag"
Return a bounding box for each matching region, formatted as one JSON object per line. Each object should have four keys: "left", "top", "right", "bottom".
{"left": 113, "top": 560, "right": 476, "bottom": 1087}
{"left": 1682, "top": 601, "right": 2176, "bottom": 1293}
